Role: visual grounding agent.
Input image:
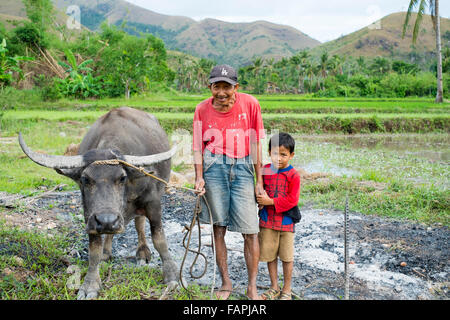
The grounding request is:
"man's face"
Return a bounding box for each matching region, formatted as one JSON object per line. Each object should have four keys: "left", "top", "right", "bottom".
{"left": 269, "top": 145, "right": 294, "bottom": 170}
{"left": 209, "top": 81, "right": 239, "bottom": 107}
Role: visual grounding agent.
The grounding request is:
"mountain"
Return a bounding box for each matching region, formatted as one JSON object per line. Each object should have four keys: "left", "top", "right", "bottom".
{"left": 51, "top": 0, "right": 320, "bottom": 66}
{"left": 310, "top": 12, "right": 450, "bottom": 64}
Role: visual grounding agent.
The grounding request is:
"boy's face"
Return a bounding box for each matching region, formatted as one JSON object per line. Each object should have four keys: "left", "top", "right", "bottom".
{"left": 269, "top": 145, "right": 294, "bottom": 170}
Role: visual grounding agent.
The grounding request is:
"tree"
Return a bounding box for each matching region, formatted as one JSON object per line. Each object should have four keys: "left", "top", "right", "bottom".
{"left": 0, "top": 38, "right": 34, "bottom": 89}
{"left": 370, "top": 57, "right": 391, "bottom": 75}
{"left": 21, "top": 0, "right": 54, "bottom": 49}
{"left": 98, "top": 24, "right": 173, "bottom": 98}
{"left": 356, "top": 56, "right": 366, "bottom": 74}
{"left": 402, "top": 0, "right": 443, "bottom": 102}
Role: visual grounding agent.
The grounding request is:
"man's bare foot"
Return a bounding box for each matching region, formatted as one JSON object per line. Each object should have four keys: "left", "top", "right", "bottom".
{"left": 215, "top": 284, "right": 233, "bottom": 300}
{"left": 246, "top": 286, "right": 262, "bottom": 300}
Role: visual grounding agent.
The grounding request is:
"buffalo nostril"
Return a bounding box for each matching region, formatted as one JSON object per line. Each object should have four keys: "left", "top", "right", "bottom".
{"left": 94, "top": 214, "right": 121, "bottom": 232}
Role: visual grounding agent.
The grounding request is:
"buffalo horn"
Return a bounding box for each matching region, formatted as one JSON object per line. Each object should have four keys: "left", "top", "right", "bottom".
{"left": 123, "top": 145, "right": 177, "bottom": 167}
{"left": 18, "top": 132, "right": 86, "bottom": 169}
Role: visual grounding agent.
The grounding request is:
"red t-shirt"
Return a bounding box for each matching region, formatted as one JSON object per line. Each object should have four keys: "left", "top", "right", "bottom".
{"left": 193, "top": 92, "right": 265, "bottom": 158}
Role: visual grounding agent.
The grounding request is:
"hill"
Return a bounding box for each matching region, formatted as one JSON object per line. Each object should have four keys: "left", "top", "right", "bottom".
{"left": 0, "top": 0, "right": 86, "bottom": 35}
{"left": 310, "top": 12, "right": 450, "bottom": 64}
{"left": 51, "top": 0, "right": 320, "bottom": 66}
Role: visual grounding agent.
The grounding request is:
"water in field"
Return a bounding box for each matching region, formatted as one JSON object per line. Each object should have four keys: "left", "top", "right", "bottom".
{"left": 261, "top": 133, "right": 450, "bottom": 189}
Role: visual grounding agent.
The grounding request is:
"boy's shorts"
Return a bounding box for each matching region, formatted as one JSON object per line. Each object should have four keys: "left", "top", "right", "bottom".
{"left": 258, "top": 227, "right": 294, "bottom": 262}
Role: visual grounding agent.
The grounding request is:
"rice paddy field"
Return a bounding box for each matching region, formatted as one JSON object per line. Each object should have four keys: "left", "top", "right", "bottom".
{"left": 0, "top": 92, "right": 449, "bottom": 300}
{"left": 1, "top": 92, "right": 449, "bottom": 225}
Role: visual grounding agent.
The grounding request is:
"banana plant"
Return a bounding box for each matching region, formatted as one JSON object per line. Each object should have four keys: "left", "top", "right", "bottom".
{"left": 58, "top": 48, "right": 93, "bottom": 78}
{"left": 58, "top": 49, "right": 101, "bottom": 98}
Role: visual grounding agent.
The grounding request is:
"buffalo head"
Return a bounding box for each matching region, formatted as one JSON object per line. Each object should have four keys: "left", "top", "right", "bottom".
{"left": 18, "top": 133, "right": 176, "bottom": 235}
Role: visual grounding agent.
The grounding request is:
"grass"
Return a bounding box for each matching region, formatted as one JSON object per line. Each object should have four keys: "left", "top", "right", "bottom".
{"left": 0, "top": 121, "right": 82, "bottom": 193}
{"left": 0, "top": 219, "right": 211, "bottom": 300}
{"left": 2, "top": 110, "right": 449, "bottom": 137}
{"left": 0, "top": 219, "right": 78, "bottom": 299}
{"left": 301, "top": 177, "right": 449, "bottom": 226}
{"left": 2, "top": 89, "right": 448, "bottom": 113}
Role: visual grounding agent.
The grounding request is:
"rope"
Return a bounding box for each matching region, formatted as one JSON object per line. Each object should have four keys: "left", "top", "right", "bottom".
{"left": 92, "top": 159, "right": 217, "bottom": 299}
{"left": 179, "top": 195, "right": 216, "bottom": 299}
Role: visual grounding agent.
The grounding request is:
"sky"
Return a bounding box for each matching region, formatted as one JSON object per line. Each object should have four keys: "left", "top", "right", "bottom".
{"left": 125, "top": 0, "right": 450, "bottom": 43}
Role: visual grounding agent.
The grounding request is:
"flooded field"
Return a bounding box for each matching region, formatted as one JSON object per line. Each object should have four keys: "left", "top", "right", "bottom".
{"left": 282, "top": 133, "right": 450, "bottom": 189}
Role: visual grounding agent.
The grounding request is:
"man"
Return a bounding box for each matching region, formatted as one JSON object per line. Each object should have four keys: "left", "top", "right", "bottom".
{"left": 193, "top": 64, "right": 265, "bottom": 300}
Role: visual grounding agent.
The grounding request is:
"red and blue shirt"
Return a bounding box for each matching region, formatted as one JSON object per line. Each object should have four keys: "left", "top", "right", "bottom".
{"left": 259, "top": 163, "right": 301, "bottom": 232}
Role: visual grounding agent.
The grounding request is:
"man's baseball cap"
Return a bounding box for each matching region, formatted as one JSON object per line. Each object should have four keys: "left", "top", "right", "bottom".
{"left": 209, "top": 64, "right": 238, "bottom": 85}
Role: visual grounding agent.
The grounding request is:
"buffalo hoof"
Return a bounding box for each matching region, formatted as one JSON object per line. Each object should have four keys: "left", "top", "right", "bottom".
{"left": 77, "top": 276, "right": 101, "bottom": 300}
{"left": 101, "top": 252, "right": 113, "bottom": 262}
{"left": 136, "top": 245, "right": 152, "bottom": 266}
{"left": 162, "top": 260, "right": 178, "bottom": 284}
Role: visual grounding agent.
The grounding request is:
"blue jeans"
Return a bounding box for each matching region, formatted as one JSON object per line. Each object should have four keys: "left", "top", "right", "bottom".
{"left": 199, "top": 149, "right": 259, "bottom": 234}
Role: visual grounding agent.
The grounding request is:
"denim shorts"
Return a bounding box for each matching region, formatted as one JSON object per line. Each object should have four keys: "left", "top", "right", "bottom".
{"left": 199, "top": 149, "right": 260, "bottom": 234}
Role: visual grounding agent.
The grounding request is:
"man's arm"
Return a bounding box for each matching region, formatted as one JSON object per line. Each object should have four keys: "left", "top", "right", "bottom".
{"left": 251, "top": 140, "right": 264, "bottom": 196}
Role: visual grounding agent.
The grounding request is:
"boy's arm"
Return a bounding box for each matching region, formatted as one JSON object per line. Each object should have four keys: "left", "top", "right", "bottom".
{"left": 272, "top": 173, "right": 301, "bottom": 213}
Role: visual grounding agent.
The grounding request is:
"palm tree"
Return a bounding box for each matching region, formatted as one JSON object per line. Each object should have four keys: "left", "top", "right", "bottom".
{"left": 402, "top": 0, "right": 443, "bottom": 103}
{"left": 356, "top": 56, "right": 366, "bottom": 74}
{"left": 319, "top": 52, "right": 329, "bottom": 79}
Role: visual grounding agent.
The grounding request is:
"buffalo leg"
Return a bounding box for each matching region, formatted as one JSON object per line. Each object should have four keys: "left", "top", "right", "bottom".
{"left": 135, "top": 215, "right": 152, "bottom": 265}
{"left": 146, "top": 201, "right": 178, "bottom": 283}
{"left": 102, "top": 234, "right": 114, "bottom": 261}
{"left": 78, "top": 234, "right": 102, "bottom": 300}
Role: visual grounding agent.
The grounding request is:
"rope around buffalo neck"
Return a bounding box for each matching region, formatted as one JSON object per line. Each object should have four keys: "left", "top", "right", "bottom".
{"left": 92, "top": 159, "right": 217, "bottom": 299}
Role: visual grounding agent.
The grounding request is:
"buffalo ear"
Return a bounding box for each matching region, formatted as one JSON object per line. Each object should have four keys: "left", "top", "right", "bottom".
{"left": 55, "top": 168, "right": 82, "bottom": 182}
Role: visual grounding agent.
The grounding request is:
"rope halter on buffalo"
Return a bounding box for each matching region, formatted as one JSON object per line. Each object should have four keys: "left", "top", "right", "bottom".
{"left": 92, "top": 158, "right": 217, "bottom": 299}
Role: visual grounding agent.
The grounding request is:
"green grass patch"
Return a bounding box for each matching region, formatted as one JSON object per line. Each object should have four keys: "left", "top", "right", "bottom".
{"left": 3, "top": 90, "right": 448, "bottom": 114}
{"left": 0, "top": 219, "right": 212, "bottom": 300}
{"left": 301, "top": 177, "right": 449, "bottom": 226}
{"left": 0, "top": 219, "right": 78, "bottom": 299}
{"left": 3, "top": 110, "right": 449, "bottom": 136}
{"left": 0, "top": 121, "right": 83, "bottom": 193}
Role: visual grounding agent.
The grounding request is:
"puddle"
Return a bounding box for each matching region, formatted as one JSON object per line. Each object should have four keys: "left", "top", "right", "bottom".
{"left": 297, "top": 133, "right": 450, "bottom": 163}
{"left": 273, "top": 133, "right": 450, "bottom": 188}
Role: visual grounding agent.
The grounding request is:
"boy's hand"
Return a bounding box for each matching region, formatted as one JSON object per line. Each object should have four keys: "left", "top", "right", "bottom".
{"left": 256, "top": 191, "right": 274, "bottom": 206}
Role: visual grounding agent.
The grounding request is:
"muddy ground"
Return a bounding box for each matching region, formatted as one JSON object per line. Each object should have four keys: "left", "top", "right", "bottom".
{"left": 0, "top": 188, "right": 448, "bottom": 300}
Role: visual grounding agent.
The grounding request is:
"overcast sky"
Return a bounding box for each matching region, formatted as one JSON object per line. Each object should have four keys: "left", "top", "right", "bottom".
{"left": 125, "top": 0, "right": 449, "bottom": 43}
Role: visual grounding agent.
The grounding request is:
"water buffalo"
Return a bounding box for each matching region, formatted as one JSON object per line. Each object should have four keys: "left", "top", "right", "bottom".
{"left": 19, "top": 107, "right": 179, "bottom": 299}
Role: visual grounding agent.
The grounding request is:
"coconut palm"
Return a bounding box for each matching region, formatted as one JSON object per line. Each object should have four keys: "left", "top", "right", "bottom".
{"left": 402, "top": 0, "right": 443, "bottom": 102}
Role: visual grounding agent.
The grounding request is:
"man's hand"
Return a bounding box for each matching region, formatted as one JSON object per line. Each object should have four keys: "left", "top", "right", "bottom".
{"left": 256, "top": 191, "right": 274, "bottom": 206}
{"left": 255, "top": 180, "right": 265, "bottom": 196}
{"left": 195, "top": 177, "right": 206, "bottom": 196}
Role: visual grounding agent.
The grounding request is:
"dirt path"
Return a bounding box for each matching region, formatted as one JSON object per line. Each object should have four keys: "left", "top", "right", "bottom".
{"left": 1, "top": 189, "right": 448, "bottom": 300}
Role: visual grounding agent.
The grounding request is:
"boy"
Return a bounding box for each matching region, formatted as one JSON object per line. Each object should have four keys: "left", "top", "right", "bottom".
{"left": 256, "top": 132, "right": 301, "bottom": 300}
